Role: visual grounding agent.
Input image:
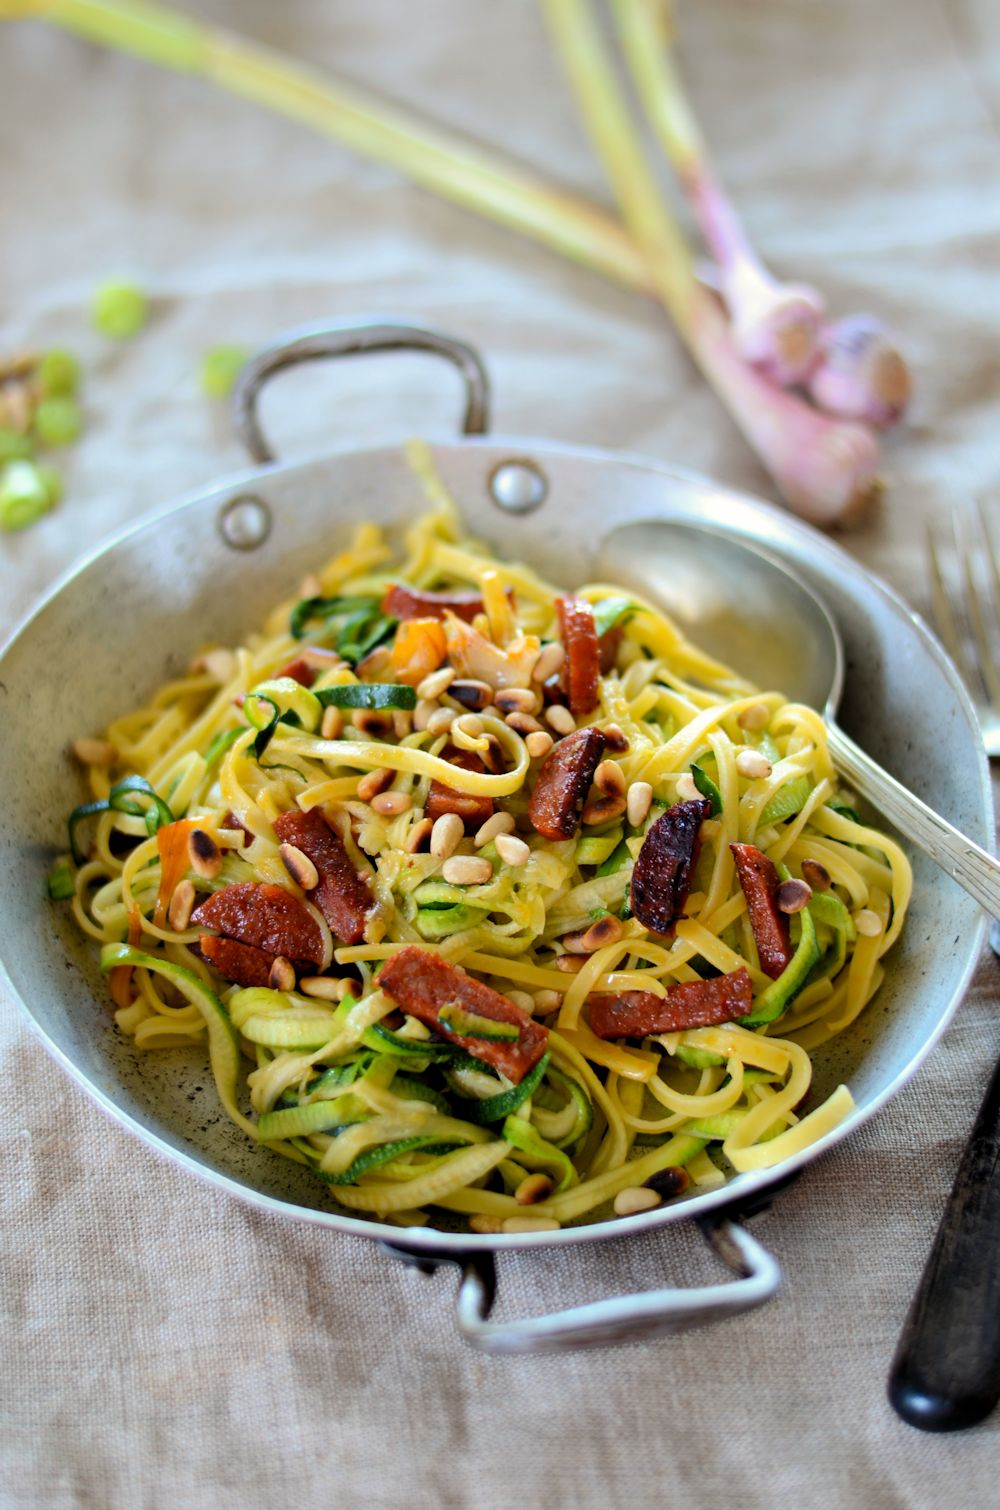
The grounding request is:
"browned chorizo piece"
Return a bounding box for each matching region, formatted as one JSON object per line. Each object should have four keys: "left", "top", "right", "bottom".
{"left": 589, "top": 967, "right": 753, "bottom": 1038}
{"left": 272, "top": 807, "right": 373, "bottom": 946}
{"left": 382, "top": 583, "right": 486, "bottom": 623}
{"left": 528, "top": 726, "right": 606, "bottom": 841}
{"left": 631, "top": 798, "right": 712, "bottom": 935}
{"left": 377, "top": 946, "right": 548, "bottom": 1084}
{"left": 275, "top": 657, "right": 317, "bottom": 688}
{"left": 730, "top": 842, "right": 793, "bottom": 979}
{"left": 191, "top": 881, "right": 326, "bottom": 967}
{"left": 198, "top": 934, "right": 276, "bottom": 988}
{"left": 556, "top": 596, "right": 601, "bottom": 717}
{"left": 425, "top": 745, "right": 495, "bottom": 830}
{"left": 598, "top": 625, "right": 623, "bottom": 675}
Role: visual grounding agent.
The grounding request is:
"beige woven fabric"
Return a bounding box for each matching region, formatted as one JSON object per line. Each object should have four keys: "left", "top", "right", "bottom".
{"left": 2, "top": 3, "right": 999, "bottom": 1505}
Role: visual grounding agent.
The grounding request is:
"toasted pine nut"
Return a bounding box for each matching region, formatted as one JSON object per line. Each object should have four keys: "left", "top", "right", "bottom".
{"left": 854, "top": 908, "right": 883, "bottom": 938}
{"left": 613, "top": 1186, "right": 661, "bottom": 1217}
{"left": 595, "top": 759, "right": 626, "bottom": 797}
{"left": 392, "top": 710, "right": 412, "bottom": 741}
{"left": 404, "top": 817, "right": 433, "bottom": 854}
{"left": 556, "top": 953, "right": 585, "bottom": 974}
{"left": 506, "top": 990, "right": 536, "bottom": 1014}
{"left": 495, "top": 687, "right": 540, "bottom": 717}
{"left": 299, "top": 571, "right": 322, "bottom": 598}
{"left": 371, "top": 791, "right": 412, "bottom": 817}
{"left": 502, "top": 1216, "right": 561, "bottom": 1234}
{"left": 532, "top": 642, "right": 566, "bottom": 683}
{"left": 525, "top": 730, "right": 554, "bottom": 760}
{"left": 167, "top": 878, "right": 195, "bottom": 932}
{"left": 300, "top": 647, "right": 344, "bottom": 671}
{"left": 430, "top": 812, "right": 464, "bottom": 860}
{"left": 187, "top": 828, "right": 222, "bottom": 879}
{"left": 495, "top": 833, "right": 531, "bottom": 867}
{"left": 416, "top": 666, "right": 455, "bottom": 701}
{"left": 532, "top": 989, "right": 563, "bottom": 1014}
{"left": 627, "top": 780, "right": 653, "bottom": 827}
{"left": 199, "top": 648, "right": 236, "bottom": 684}
{"left": 675, "top": 773, "right": 699, "bottom": 802}
{"left": 777, "top": 878, "right": 812, "bottom": 914}
{"left": 413, "top": 699, "right": 438, "bottom": 732}
{"left": 320, "top": 705, "right": 343, "bottom": 740}
{"left": 70, "top": 737, "right": 116, "bottom": 767}
{"left": 581, "top": 793, "right": 626, "bottom": 826}
{"left": 448, "top": 678, "right": 492, "bottom": 711}
{"left": 280, "top": 842, "right": 319, "bottom": 891}
{"left": 298, "top": 975, "right": 343, "bottom": 1001}
{"left": 564, "top": 915, "right": 623, "bottom": 953}
{"left": 736, "top": 749, "right": 773, "bottom": 780}
{"left": 506, "top": 711, "right": 544, "bottom": 736}
{"left": 801, "top": 858, "right": 831, "bottom": 891}
{"left": 426, "top": 707, "right": 457, "bottom": 737}
{"left": 357, "top": 767, "right": 393, "bottom": 803}
{"left": 515, "top": 1173, "right": 554, "bottom": 1206}
{"left": 268, "top": 956, "right": 296, "bottom": 992}
{"left": 602, "top": 723, "right": 629, "bottom": 754}
{"left": 441, "top": 855, "right": 493, "bottom": 886}
{"left": 475, "top": 811, "right": 516, "bottom": 848}
{"left": 352, "top": 708, "right": 393, "bottom": 737}
{"left": 738, "top": 701, "right": 772, "bottom": 731}
{"left": 545, "top": 705, "right": 576, "bottom": 736}
{"left": 469, "top": 1215, "right": 504, "bottom": 1235}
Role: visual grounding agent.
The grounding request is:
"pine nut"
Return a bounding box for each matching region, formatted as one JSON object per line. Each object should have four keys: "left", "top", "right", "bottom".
{"left": 300, "top": 647, "right": 344, "bottom": 672}
{"left": 299, "top": 571, "right": 322, "bottom": 598}
{"left": 298, "top": 975, "right": 343, "bottom": 1001}
{"left": 506, "top": 990, "right": 536, "bottom": 1014}
{"left": 776, "top": 878, "right": 812, "bottom": 914}
{"left": 199, "top": 648, "right": 236, "bottom": 683}
{"left": 167, "top": 878, "right": 195, "bottom": 932}
{"left": 532, "top": 642, "right": 566, "bottom": 683}
{"left": 469, "top": 1215, "right": 504, "bottom": 1235}
{"left": 646, "top": 1166, "right": 690, "bottom": 1199}
{"left": 357, "top": 767, "right": 393, "bottom": 802}
{"left": 556, "top": 953, "right": 585, "bottom": 973}
{"left": 426, "top": 707, "right": 456, "bottom": 737}
{"left": 595, "top": 759, "right": 626, "bottom": 797}
{"left": 854, "top": 908, "right": 883, "bottom": 938}
{"left": 352, "top": 708, "right": 393, "bottom": 737}
{"left": 545, "top": 705, "right": 576, "bottom": 736}
{"left": 320, "top": 705, "right": 343, "bottom": 740}
{"left": 525, "top": 730, "right": 554, "bottom": 760}
{"left": 416, "top": 666, "right": 455, "bottom": 701}
{"left": 675, "top": 772, "right": 700, "bottom": 801}
{"left": 736, "top": 749, "right": 773, "bottom": 779}
{"left": 448, "top": 679, "right": 492, "bottom": 711}
{"left": 430, "top": 812, "right": 464, "bottom": 859}
{"left": 475, "top": 811, "right": 516, "bottom": 848}
{"left": 532, "top": 989, "right": 562, "bottom": 1014}
{"left": 564, "top": 915, "right": 623, "bottom": 953}
{"left": 502, "top": 1216, "right": 561, "bottom": 1234}
{"left": 495, "top": 833, "right": 531, "bottom": 867}
{"left": 334, "top": 978, "right": 359, "bottom": 1001}
{"left": 441, "top": 855, "right": 493, "bottom": 886}
{"left": 404, "top": 817, "right": 433, "bottom": 854}
{"left": 515, "top": 1173, "right": 554, "bottom": 1206}
{"left": 495, "top": 687, "right": 540, "bottom": 717}
{"left": 613, "top": 1186, "right": 661, "bottom": 1217}
{"left": 392, "top": 710, "right": 412, "bottom": 741}
{"left": 627, "top": 780, "right": 653, "bottom": 827}
{"left": 268, "top": 956, "right": 296, "bottom": 992}
{"left": 413, "top": 699, "right": 438, "bottom": 732}
{"left": 801, "top": 858, "right": 831, "bottom": 891}
{"left": 581, "top": 793, "right": 626, "bottom": 825}
{"left": 602, "top": 723, "right": 629, "bottom": 753}
{"left": 280, "top": 842, "right": 319, "bottom": 891}
{"left": 506, "top": 711, "right": 544, "bottom": 736}
{"left": 371, "top": 791, "right": 412, "bottom": 817}
{"left": 187, "top": 828, "right": 222, "bottom": 879}
{"left": 738, "top": 701, "right": 772, "bottom": 731}
{"left": 70, "top": 737, "right": 116, "bottom": 767}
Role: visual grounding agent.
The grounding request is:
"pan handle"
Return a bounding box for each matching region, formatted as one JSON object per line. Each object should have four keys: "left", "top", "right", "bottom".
{"left": 381, "top": 1212, "right": 780, "bottom": 1355}
{"left": 231, "top": 321, "right": 491, "bottom": 463}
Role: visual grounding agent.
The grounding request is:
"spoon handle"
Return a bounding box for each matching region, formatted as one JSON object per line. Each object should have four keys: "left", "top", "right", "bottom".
{"left": 825, "top": 723, "right": 1000, "bottom": 918}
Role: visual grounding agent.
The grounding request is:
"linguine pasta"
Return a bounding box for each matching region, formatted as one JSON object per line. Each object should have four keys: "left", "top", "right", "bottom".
{"left": 53, "top": 441, "right": 911, "bottom": 1231}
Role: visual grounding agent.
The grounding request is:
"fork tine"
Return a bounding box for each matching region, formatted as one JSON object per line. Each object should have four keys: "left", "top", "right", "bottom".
{"left": 961, "top": 510, "right": 1000, "bottom": 710}
{"left": 926, "top": 521, "right": 973, "bottom": 682}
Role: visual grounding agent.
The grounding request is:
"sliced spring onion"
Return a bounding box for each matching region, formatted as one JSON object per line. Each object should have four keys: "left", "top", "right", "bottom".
{"left": 315, "top": 682, "right": 416, "bottom": 710}
{"left": 691, "top": 762, "right": 723, "bottom": 815}
{"left": 760, "top": 773, "right": 811, "bottom": 826}
{"left": 289, "top": 593, "right": 380, "bottom": 641}
{"left": 68, "top": 775, "right": 173, "bottom": 863}
{"left": 47, "top": 859, "right": 75, "bottom": 900}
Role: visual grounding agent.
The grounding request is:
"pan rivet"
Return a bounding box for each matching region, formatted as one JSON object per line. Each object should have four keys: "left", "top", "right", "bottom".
{"left": 488, "top": 459, "right": 548, "bottom": 514}
{"left": 218, "top": 494, "right": 272, "bottom": 551}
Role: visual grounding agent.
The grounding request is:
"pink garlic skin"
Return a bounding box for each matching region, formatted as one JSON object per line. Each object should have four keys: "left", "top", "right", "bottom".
{"left": 807, "top": 314, "right": 913, "bottom": 428}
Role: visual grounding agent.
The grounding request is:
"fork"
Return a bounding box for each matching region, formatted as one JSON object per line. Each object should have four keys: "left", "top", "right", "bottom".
{"left": 888, "top": 506, "right": 1000, "bottom": 1431}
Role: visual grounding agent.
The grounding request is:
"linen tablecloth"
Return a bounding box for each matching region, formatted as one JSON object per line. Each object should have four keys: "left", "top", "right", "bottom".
{"left": 2, "top": 3, "right": 999, "bottom": 1504}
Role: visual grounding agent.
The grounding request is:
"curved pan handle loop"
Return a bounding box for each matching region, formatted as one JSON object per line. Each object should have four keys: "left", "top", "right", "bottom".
{"left": 382, "top": 1215, "right": 780, "bottom": 1356}
{"left": 232, "top": 320, "right": 491, "bottom": 463}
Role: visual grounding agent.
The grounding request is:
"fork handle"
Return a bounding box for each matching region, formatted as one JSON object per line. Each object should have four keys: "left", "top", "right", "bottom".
{"left": 826, "top": 722, "right": 1000, "bottom": 919}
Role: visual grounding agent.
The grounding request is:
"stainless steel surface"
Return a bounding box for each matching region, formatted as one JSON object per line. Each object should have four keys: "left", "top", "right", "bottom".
{"left": 600, "top": 520, "right": 1000, "bottom": 919}
{"left": 0, "top": 321, "right": 991, "bottom": 1350}
{"left": 927, "top": 505, "right": 1000, "bottom": 758}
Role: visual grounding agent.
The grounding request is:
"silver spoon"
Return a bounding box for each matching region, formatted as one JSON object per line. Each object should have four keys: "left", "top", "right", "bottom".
{"left": 597, "top": 519, "right": 1000, "bottom": 918}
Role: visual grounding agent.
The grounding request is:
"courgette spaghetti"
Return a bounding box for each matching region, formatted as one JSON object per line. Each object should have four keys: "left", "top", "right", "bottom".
{"left": 53, "top": 440, "right": 911, "bottom": 1232}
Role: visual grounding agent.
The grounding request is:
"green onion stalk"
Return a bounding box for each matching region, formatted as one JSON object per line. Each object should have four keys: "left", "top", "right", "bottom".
{"left": 5, "top": 0, "right": 883, "bottom": 524}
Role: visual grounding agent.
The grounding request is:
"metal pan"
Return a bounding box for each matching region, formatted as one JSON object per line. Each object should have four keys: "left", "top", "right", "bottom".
{"left": 0, "top": 322, "right": 990, "bottom": 1353}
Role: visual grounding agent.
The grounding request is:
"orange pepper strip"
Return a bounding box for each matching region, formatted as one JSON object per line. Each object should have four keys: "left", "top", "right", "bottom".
{"left": 389, "top": 617, "right": 447, "bottom": 686}
{"left": 108, "top": 903, "right": 143, "bottom": 1011}
{"left": 154, "top": 817, "right": 201, "bottom": 928}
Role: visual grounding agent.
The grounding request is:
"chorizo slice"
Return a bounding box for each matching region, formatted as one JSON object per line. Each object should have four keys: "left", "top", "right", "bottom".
{"left": 556, "top": 596, "right": 601, "bottom": 717}
{"left": 425, "top": 745, "right": 494, "bottom": 830}
{"left": 589, "top": 968, "right": 753, "bottom": 1039}
{"left": 631, "top": 798, "right": 712, "bottom": 935}
{"left": 377, "top": 945, "right": 548, "bottom": 1084}
{"left": 730, "top": 842, "right": 793, "bottom": 978}
{"left": 191, "top": 881, "right": 325, "bottom": 967}
{"left": 272, "top": 807, "right": 373, "bottom": 946}
{"left": 528, "top": 726, "right": 606, "bottom": 841}
{"left": 199, "top": 934, "right": 276, "bottom": 989}
{"left": 382, "top": 583, "right": 486, "bottom": 623}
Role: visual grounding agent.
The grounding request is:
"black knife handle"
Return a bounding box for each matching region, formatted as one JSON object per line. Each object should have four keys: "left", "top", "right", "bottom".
{"left": 888, "top": 1051, "right": 1000, "bottom": 1431}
